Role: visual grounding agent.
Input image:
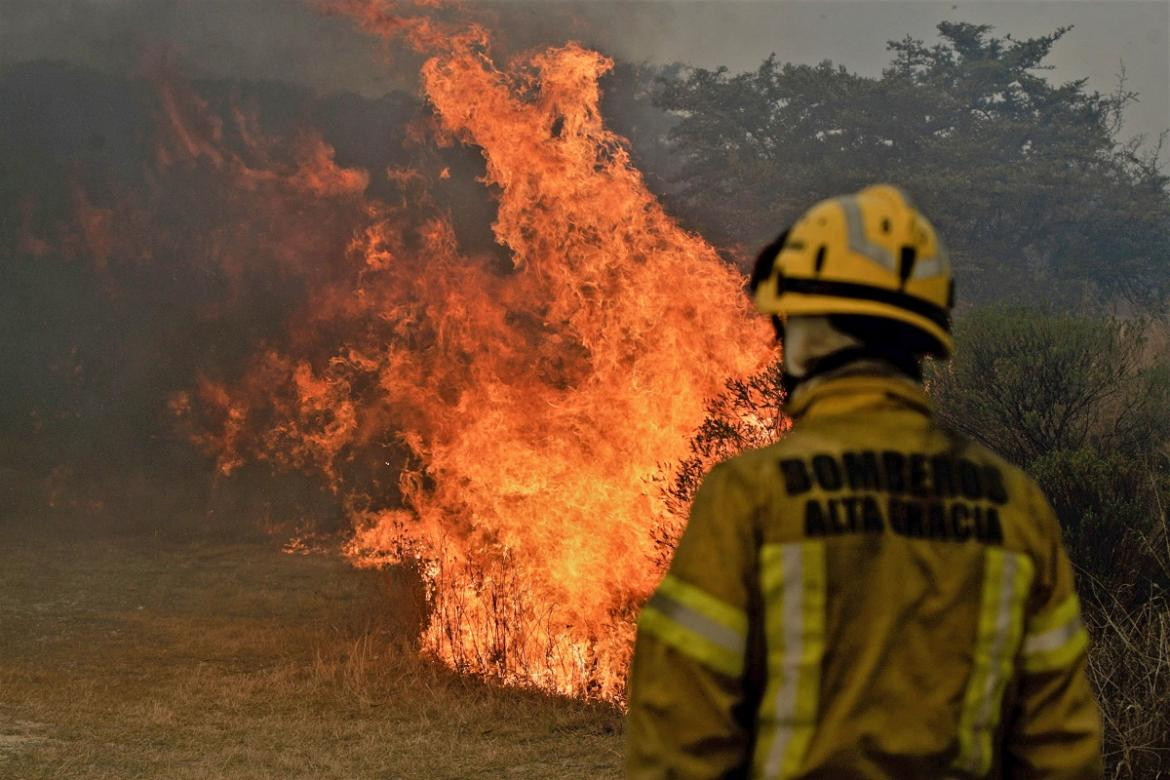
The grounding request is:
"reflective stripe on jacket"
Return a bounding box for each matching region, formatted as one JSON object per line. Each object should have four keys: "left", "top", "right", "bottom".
{"left": 625, "top": 372, "right": 1103, "bottom": 779}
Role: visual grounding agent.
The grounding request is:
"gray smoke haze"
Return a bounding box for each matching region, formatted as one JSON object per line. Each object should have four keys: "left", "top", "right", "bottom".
{"left": 2, "top": 0, "right": 1166, "bottom": 536}
{"left": 2, "top": 0, "right": 1166, "bottom": 151}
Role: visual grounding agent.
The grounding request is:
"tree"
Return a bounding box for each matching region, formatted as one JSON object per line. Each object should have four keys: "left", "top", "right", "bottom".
{"left": 654, "top": 22, "right": 1170, "bottom": 309}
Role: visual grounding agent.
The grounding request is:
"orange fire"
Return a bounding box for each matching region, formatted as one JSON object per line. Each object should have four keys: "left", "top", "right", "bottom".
{"left": 167, "top": 0, "right": 776, "bottom": 699}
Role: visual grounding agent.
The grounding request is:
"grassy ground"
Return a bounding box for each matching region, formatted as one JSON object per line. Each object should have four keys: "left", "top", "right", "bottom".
{"left": 0, "top": 525, "right": 624, "bottom": 779}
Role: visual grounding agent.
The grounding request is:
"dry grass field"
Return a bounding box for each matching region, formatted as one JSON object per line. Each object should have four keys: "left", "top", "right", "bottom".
{"left": 0, "top": 525, "right": 623, "bottom": 779}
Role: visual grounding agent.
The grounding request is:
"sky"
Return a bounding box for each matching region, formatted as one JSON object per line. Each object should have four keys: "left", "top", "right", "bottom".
{"left": 2, "top": 0, "right": 1167, "bottom": 154}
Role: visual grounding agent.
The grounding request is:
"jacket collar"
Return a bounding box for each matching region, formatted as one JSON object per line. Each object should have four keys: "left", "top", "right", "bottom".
{"left": 785, "top": 368, "right": 932, "bottom": 421}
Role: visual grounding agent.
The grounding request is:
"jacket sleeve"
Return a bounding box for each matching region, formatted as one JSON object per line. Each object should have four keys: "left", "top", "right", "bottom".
{"left": 1005, "top": 487, "right": 1104, "bottom": 779}
{"left": 625, "top": 462, "right": 761, "bottom": 779}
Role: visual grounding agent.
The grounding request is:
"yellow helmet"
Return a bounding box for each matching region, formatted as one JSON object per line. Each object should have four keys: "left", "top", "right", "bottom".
{"left": 750, "top": 184, "right": 954, "bottom": 357}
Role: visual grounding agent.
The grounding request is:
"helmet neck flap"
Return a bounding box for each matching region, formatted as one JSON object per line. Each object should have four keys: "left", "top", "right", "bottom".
{"left": 777, "top": 314, "right": 926, "bottom": 396}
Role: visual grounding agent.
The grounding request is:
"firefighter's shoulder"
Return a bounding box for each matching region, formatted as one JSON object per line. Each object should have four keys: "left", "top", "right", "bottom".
{"left": 701, "top": 437, "right": 800, "bottom": 507}
{"left": 923, "top": 426, "right": 1065, "bottom": 556}
{"left": 936, "top": 427, "right": 1063, "bottom": 549}
{"left": 700, "top": 429, "right": 841, "bottom": 502}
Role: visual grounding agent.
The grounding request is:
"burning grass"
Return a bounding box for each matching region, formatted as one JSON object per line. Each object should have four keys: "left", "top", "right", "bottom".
{"left": 0, "top": 523, "right": 623, "bottom": 779}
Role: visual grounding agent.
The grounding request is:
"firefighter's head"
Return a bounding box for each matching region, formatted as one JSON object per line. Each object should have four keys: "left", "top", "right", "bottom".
{"left": 749, "top": 184, "right": 953, "bottom": 385}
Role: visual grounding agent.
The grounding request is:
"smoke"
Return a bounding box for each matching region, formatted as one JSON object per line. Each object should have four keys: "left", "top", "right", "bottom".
{"left": 0, "top": 62, "right": 392, "bottom": 528}
{"left": 0, "top": 0, "right": 677, "bottom": 95}
{"left": 0, "top": 0, "right": 397, "bottom": 93}
{"left": 0, "top": 2, "right": 718, "bottom": 539}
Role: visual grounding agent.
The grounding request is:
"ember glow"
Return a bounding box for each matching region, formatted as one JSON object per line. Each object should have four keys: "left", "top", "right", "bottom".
{"left": 120, "top": 0, "right": 778, "bottom": 699}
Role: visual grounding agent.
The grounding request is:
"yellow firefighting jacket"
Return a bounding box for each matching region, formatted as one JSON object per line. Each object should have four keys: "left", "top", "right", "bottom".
{"left": 626, "top": 372, "right": 1103, "bottom": 779}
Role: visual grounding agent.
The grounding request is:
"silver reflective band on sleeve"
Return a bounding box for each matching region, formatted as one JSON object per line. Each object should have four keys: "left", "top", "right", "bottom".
{"left": 644, "top": 591, "right": 746, "bottom": 658}
{"left": 1023, "top": 614, "right": 1083, "bottom": 656}
{"left": 1021, "top": 594, "right": 1089, "bottom": 673}
{"left": 636, "top": 575, "right": 749, "bottom": 677}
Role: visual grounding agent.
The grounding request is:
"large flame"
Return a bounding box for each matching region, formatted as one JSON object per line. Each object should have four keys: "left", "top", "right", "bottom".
{"left": 37, "top": 0, "right": 777, "bottom": 700}
{"left": 333, "top": 19, "right": 773, "bottom": 696}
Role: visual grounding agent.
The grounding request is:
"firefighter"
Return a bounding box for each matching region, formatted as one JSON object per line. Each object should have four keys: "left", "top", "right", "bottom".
{"left": 625, "top": 185, "right": 1103, "bottom": 778}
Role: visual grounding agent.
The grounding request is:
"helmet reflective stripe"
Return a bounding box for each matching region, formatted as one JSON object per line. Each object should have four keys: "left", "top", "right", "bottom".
{"left": 911, "top": 242, "right": 949, "bottom": 280}
{"left": 911, "top": 229, "right": 950, "bottom": 280}
{"left": 840, "top": 196, "right": 897, "bottom": 274}
{"left": 839, "top": 193, "right": 949, "bottom": 281}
